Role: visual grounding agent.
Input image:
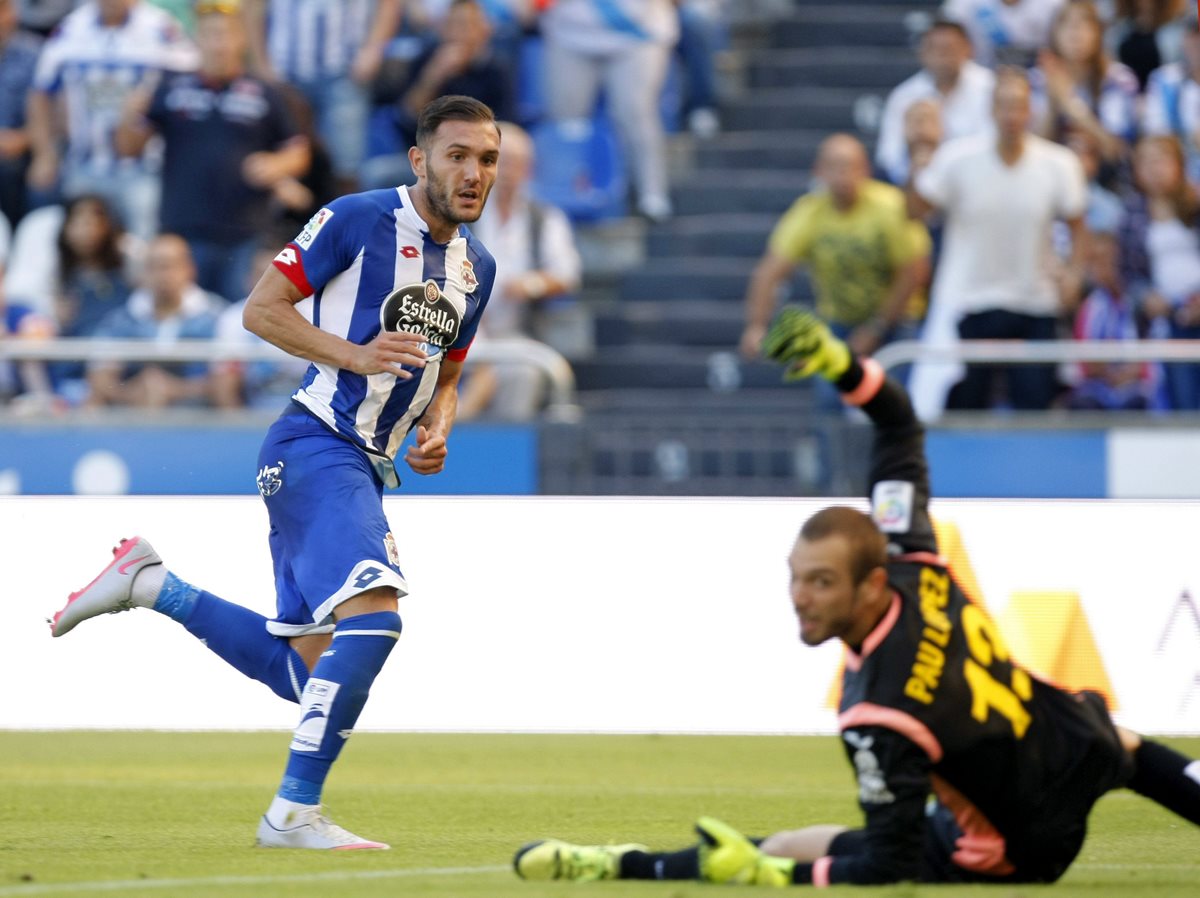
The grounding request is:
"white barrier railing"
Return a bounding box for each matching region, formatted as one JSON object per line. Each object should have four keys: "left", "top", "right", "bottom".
{"left": 0, "top": 336, "right": 580, "bottom": 420}
{"left": 874, "top": 338, "right": 1200, "bottom": 373}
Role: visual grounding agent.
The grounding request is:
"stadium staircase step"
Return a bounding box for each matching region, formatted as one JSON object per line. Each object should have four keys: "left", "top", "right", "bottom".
{"left": 768, "top": 5, "right": 933, "bottom": 49}
{"left": 618, "top": 257, "right": 760, "bottom": 302}
{"left": 746, "top": 47, "right": 919, "bottom": 90}
{"left": 692, "top": 130, "right": 829, "bottom": 172}
{"left": 670, "top": 168, "right": 812, "bottom": 216}
{"left": 591, "top": 300, "right": 747, "bottom": 348}
{"left": 645, "top": 213, "right": 779, "bottom": 258}
{"left": 571, "top": 345, "right": 794, "bottom": 392}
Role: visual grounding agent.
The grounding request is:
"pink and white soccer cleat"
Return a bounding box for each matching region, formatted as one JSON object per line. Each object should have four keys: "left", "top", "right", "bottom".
{"left": 49, "top": 537, "right": 163, "bottom": 637}
{"left": 256, "top": 807, "right": 390, "bottom": 850}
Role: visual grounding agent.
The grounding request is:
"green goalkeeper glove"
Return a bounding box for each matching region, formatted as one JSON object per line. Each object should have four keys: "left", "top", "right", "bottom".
{"left": 761, "top": 307, "right": 851, "bottom": 382}
{"left": 695, "top": 816, "right": 794, "bottom": 887}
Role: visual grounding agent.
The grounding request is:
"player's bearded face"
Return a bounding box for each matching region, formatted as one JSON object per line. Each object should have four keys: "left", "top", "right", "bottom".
{"left": 421, "top": 124, "right": 499, "bottom": 226}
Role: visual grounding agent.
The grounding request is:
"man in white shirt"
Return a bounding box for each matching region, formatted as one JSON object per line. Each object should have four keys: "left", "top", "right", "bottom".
{"left": 941, "top": 0, "right": 1066, "bottom": 68}
{"left": 26, "top": 0, "right": 198, "bottom": 239}
{"left": 876, "top": 18, "right": 995, "bottom": 186}
{"left": 468, "top": 121, "right": 581, "bottom": 419}
{"left": 909, "top": 68, "right": 1086, "bottom": 412}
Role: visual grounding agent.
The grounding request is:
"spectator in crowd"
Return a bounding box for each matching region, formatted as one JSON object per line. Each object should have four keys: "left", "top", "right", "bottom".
{"left": 115, "top": 1, "right": 310, "bottom": 305}
{"left": 363, "top": 0, "right": 512, "bottom": 189}
{"left": 45, "top": 195, "right": 137, "bottom": 401}
{"left": 539, "top": 0, "right": 679, "bottom": 222}
{"left": 1031, "top": 0, "right": 1140, "bottom": 166}
{"left": 26, "top": 0, "right": 199, "bottom": 240}
{"left": 941, "top": 0, "right": 1066, "bottom": 68}
{"left": 245, "top": 0, "right": 402, "bottom": 192}
{"left": 210, "top": 242, "right": 311, "bottom": 410}
{"left": 1108, "top": 0, "right": 1188, "bottom": 91}
{"left": 1068, "top": 228, "right": 1165, "bottom": 410}
{"left": 0, "top": 205, "right": 56, "bottom": 407}
{"left": 0, "top": 0, "right": 40, "bottom": 226}
{"left": 1067, "top": 126, "right": 1125, "bottom": 234}
{"left": 1120, "top": 134, "right": 1200, "bottom": 408}
{"left": 741, "top": 135, "right": 930, "bottom": 379}
{"left": 1142, "top": 18, "right": 1200, "bottom": 184}
{"left": 87, "top": 233, "right": 226, "bottom": 408}
{"left": 468, "top": 121, "right": 581, "bottom": 419}
{"left": 908, "top": 68, "right": 1086, "bottom": 412}
{"left": 876, "top": 18, "right": 995, "bottom": 187}
{"left": 269, "top": 85, "right": 339, "bottom": 239}
{"left": 675, "top": 0, "right": 726, "bottom": 139}
{"left": 903, "top": 98, "right": 946, "bottom": 178}
{"left": 16, "top": 0, "right": 73, "bottom": 37}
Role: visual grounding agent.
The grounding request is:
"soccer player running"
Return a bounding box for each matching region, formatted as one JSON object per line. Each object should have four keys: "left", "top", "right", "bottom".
{"left": 48, "top": 95, "right": 501, "bottom": 851}
{"left": 514, "top": 308, "right": 1200, "bottom": 886}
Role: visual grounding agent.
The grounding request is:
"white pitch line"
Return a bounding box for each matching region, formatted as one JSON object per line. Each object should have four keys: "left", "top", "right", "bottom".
{"left": 0, "top": 864, "right": 509, "bottom": 896}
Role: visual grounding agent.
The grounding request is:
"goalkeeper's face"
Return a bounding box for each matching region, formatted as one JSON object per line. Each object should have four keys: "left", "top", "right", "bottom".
{"left": 789, "top": 535, "right": 888, "bottom": 649}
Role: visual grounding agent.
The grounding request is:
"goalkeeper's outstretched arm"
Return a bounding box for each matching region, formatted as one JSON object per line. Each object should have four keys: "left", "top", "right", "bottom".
{"left": 763, "top": 308, "right": 936, "bottom": 556}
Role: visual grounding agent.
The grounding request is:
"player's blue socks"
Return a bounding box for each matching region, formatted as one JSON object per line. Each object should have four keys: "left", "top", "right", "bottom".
{"left": 277, "top": 611, "right": 403, "bottom": 806}
{"left": 153, "top": 572, "right": 310, "bottom": 703}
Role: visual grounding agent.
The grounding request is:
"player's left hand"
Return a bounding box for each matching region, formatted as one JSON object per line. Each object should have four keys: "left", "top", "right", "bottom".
{"left": 405, "top": 425, "right": 448, "bottom": 475}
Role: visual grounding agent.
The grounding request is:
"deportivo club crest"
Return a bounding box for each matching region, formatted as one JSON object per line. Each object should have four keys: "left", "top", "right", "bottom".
{"left": 461, "top": 259, "right": 478, "bottom": 292}
{"left": 380, "top": 280, "right": 462, "bottom": 350}
{"left": 256, "top": 460, "right": 284, "bottom": 497}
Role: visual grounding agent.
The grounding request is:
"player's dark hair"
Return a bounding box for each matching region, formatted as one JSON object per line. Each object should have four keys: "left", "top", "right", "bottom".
{"left": 415, "top": 95, "right": 497, "bottom": 151}
{"left": 801, "top": 507, "right": 887, "bottom": 585}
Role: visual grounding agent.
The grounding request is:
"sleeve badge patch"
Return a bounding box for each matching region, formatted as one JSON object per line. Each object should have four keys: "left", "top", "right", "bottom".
{"left": 295, "top": 207, "right": 334, "bottom": 250}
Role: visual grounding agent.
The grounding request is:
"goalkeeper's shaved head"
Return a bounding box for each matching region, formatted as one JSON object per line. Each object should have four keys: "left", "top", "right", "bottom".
{"left": 801, "top": 506, "right": 887, "bottom": 585}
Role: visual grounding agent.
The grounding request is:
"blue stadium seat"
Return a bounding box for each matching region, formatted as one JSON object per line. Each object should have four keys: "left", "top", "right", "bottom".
{"left": 530, "top": 114, "right": 628, "bottom": 221}
{"left": 515, "top": 34, "right": 546, "bottom": 128}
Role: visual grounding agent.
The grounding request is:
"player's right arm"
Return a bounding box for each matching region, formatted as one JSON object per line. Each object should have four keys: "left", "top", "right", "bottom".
{"left": 243, "top": 265, "right": 428, "bottom": 378}
{"left": 762, "top": 308, "right": 936, "bottom": 554}
{"left": 812, "top": 725, "right": 931, "bottom": 885}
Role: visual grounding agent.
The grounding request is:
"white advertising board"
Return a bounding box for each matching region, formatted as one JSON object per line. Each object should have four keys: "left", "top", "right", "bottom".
{"left": 3, "top": 496, "right": 1198, "bottom": 734}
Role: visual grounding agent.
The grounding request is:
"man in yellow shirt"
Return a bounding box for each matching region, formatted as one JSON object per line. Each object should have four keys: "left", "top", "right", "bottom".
{"left": 740, "top": 134, "right": 930, "bottom": 365}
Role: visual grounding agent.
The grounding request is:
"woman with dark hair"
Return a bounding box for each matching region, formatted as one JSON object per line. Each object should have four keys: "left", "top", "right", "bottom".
{"left": 48, "top": 194, "right": 135, "bottom": 394}
{"left": 1031, "top": 0, "right": 1140, "bottom": 163}
{"left": 1109, "top": 0, "right": 1188, "bottom": 91}
{"left": 1119, "top": 134, "right": 1200, "bottom": 408}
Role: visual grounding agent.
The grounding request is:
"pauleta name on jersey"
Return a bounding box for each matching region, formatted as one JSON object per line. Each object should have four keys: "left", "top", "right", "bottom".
{"left": 905, "top": 567, "right": 952, "bottom": 705}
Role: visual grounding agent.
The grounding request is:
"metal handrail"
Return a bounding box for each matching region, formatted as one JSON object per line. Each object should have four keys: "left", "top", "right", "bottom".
{"left": 0, "top": 336, "right": 581, "bottom": 420}
{"left": 873, "top": 338, "right": 1200, "bottom": 373}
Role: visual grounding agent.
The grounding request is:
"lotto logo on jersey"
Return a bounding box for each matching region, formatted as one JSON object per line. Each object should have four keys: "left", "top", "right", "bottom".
{"left": 295, "top": 206, "right": 334, "bottom": 249}
{"left": 872, "top": 480, "right": 914, "bottom": 533}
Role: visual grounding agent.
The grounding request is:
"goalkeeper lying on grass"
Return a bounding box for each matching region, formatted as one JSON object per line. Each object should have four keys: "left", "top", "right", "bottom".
{"left": 512, "top": 308, "right": 1200, "bottom": 887}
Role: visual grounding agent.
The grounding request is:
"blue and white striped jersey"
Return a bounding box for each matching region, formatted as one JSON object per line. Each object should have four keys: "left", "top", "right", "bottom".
{"left": 33, "top": 1, "right": 198, "bottom": 174}
{"left": 272, "top": 185, "right": 495, "bottom": 487}
{"left": 264, "top": 0, "right": 375, "bottom": 82}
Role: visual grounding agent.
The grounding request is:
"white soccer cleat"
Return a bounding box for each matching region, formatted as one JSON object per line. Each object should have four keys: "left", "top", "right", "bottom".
{"left": 255, "top": 807, "right": 390, "bottom": 850}
{"left": 49, "top": 537, "right": 163, "bottom": 637}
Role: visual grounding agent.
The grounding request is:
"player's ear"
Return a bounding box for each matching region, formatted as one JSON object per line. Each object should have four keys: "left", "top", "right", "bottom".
{"left": 409, "top": 144, "right": 426, "bottom": 179}
{"left": 865, "top": 565, "right": 888, "bottom": 595}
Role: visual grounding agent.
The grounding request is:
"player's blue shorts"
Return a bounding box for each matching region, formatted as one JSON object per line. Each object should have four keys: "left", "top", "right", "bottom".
{"left": 256, "top": 403, "right": 407, "bottom": 637}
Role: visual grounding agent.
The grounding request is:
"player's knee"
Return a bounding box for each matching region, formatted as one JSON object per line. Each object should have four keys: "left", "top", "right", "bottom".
{"left": 759, "top": 825, "right": 848, "bottom": 861}
{"left": 335, "top": 586, "right": 399, "bottom": 619}
{"left": 1116, "top": 725, "right": 1142, "bottom": 755}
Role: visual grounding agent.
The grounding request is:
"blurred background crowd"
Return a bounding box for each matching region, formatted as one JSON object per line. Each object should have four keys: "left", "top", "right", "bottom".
{"left": 2, "top": 0, "right": 1200, "bottom": 423}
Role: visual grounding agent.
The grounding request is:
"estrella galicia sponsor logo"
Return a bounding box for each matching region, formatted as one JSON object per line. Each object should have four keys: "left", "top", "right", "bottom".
{"left": 256, "top": 460, "right": 284, "bottom": 497}
{"left": 380, "top": 280, "right": 462, "bottom": 353}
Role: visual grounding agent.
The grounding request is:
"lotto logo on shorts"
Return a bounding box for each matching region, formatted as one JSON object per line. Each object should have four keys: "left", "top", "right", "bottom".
{"left": 256, "top": 460, "right": 285, "bottom": 497}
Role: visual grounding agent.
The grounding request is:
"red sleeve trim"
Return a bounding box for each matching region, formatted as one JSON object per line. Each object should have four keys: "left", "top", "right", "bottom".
{"left": 839, "top": 702, "right": 944, "bottom": 762}
{"left": 844, "top": 592, "right": 901, "bottom": 673}
{"left": 272, "top": 243, "right": 315, "bottom": 297}
{"left": 812, "top": 856, "right": 833, "bottom": 887}
{"left": 446, "top": 339, "right": 473, "bottom": 363}
{"left": 843, "top": 357, "right": 885, "bottom": 406}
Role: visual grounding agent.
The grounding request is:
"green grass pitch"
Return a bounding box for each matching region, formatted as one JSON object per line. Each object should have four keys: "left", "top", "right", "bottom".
{"left": 1, "top": 732, "right": 1197, "bottom": 897}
